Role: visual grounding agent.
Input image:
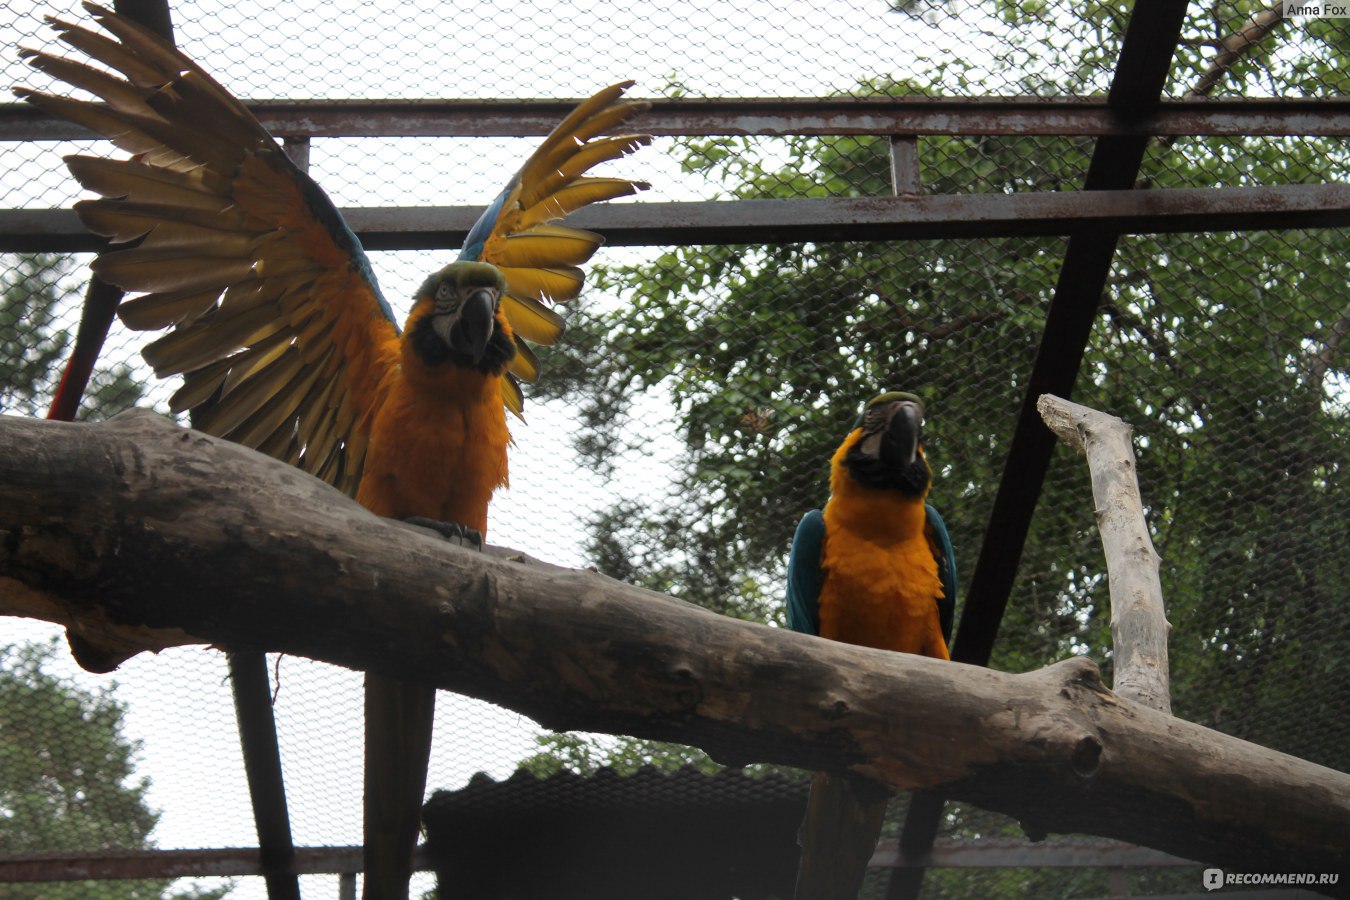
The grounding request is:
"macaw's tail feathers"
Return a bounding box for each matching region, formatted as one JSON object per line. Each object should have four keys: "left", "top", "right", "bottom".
{"left": 364, "top": 674, "right": 436, "bottom": 900}
{"left": 795, "top": 771, "right": 891, "bottom": 900}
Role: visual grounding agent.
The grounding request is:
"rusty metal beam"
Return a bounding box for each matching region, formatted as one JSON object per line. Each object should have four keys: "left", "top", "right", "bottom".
{"left": 872, "top": 839, "right": 1199, "bottom": 869}
{"left": 4, "top": 184, "right": 1346, "bottom": 253}
{"left": 3, "top": 96, "right": 1349, "bottom": 141}
{"left": 229, "top": 652, "right": 301, "bottom": 900}
{"left": 0, "top": 846, "right": 426, "bottom": 882}
{"left": 0, "top": 839, "right": 1190, "bottom": 883}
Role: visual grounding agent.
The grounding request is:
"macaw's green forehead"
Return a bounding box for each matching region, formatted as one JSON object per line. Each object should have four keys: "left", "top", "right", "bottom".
{"left": 856, "top": 391, "right": 924, "bottom": 427}
{"left": 419, "top": 260, "right": 507, "bottom": 296}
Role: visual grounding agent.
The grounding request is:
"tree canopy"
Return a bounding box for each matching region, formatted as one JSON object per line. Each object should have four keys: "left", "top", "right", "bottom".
{"left": 0, "top": 639, "right": 229, "bottom": 900}
{"left": 0, "top": 254, "right": 144, "bottom": 421}
{"left": 529, "top": 2, "right": 1350, "bottom": 787}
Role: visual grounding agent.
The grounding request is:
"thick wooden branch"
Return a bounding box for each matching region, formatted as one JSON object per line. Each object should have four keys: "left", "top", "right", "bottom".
{"left": 1038, "top": 394, "right": 1172, "bottom": 713}
{"left": 2, "top": 411, "right": 1348, "bottom": 883}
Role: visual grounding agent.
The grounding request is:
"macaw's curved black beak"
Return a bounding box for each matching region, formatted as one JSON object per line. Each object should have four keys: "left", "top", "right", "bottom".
{"left": 883, "top": 399, "right": 923, "bottom": 467}
{"left": 860, "top": 398, "right": 924, "bottom": 466}
{"left": 444, "top": 288, "right": 497, "bottom": 364}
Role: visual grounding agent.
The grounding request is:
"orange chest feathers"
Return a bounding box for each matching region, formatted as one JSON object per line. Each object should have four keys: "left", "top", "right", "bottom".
{"left": 818, "top": 493, "right": 948, "bottom": 659}
{"left": 356, "top": 365, "right": 510, "bottom": 535}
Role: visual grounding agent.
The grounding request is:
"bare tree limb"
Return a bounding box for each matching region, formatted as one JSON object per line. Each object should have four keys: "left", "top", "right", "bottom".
{"left": 1, "top": 410, "right": 1348, "bottom": 883}
{"left": 1188, "top": 2, "right": 1286, "bottom": 99}
{"left": 1037, "top": 394, "right": 1172, "bottom": 714}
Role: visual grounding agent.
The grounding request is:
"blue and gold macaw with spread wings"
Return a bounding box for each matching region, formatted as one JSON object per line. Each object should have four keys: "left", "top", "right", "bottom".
{"left": 19, "top": 5, "right": 649, "bottom": 898}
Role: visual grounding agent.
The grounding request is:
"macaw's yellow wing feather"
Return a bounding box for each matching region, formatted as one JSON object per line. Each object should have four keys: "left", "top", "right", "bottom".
{"left": 457, "top": 80, "right": 650, "bottom": 413}
{"left": 516, "top": 178, "right": 644, "bottom": 230}
{"left": 501, "top": 374, "right": 525, "bottom": 418}
{"left": 515, "top": 134, "right": 651, "bottom": 211}
{"left": 507, "top": 337, "right": 541, "bottom": 384}
{"left": 502, "top": 265, "right": 585, "bottom": 305}
{"left": 19, "top": 2, "right": 400, "bottom": 498}
{"left": 500, "top": 294, "right": 565, "bottom": 345}
{"left": 496, "top": 225, "right": 603, "bottom": 268}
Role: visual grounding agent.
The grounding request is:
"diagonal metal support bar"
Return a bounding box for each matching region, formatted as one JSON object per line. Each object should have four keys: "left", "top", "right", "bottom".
{"left": 886, "top": 3, "right": 1193, "bottom": 898}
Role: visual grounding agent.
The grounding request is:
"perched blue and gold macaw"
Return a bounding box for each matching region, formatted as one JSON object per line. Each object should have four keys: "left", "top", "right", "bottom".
{"left": 19, "top": 6, "right": 648, "bottom": 898}
{"left": 786, "top": 391, "right": 956, "bottom": 900}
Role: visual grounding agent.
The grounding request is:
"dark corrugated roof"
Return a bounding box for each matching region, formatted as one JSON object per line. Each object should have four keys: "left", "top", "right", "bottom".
{"left": 423, "top": 766, "right": 807, "bottom": 899}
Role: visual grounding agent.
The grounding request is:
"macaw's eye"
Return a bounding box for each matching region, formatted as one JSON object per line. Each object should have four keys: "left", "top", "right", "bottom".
{"left": 435, "top": 282, "right": 453, "bottom": 302}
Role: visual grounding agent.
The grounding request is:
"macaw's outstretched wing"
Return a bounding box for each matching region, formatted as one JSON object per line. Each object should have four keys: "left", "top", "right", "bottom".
{"left": 925, "top": 503, "right": 958, "bottom": 646}
{"left": 17, "top": 2, "right": 399, "bottom": 497}
{"left": 459, "top": 82, "right": 650, "bottom": 416}
{"left": 786, "top": 509, "right": 826, "bottom": 636}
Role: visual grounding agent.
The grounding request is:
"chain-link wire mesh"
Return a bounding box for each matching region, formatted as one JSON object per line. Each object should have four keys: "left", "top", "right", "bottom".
{"left": 2, "top": 0, "right": 1347, "bottom": 897}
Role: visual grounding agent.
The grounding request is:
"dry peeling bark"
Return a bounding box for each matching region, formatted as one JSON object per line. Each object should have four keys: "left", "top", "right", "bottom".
{"left": 1, "top": 410, "right": 1348, "bottom": 884}
{"left": 1037, "top": 394, "right": 1172, "bottom": 713}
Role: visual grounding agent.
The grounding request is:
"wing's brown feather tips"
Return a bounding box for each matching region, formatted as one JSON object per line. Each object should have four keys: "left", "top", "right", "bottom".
{"left": 18, "top": 49, "right": 149, "bottom": 112}
{"left": 140, "top": 306, "right": 283, "bottom": 377}
{"left": 65, "top": 156, "right": 234, "bottom": 205}
{"left": 45, "top": 17, "right": 164, "bottom": 87}
{"left": 168, "top": 358, "right": 231, "bottom": 413}
{"left": 216, "top": 328, "right": 295, "bottom": 396}
{"left": 117, "top": 288, "right": 222, "bottom": 330}
{"left": 197, "top": 348, "right": 307, "bottom": 437}
{"left": 92, "top": 252, "right": 255, "bottom": 296}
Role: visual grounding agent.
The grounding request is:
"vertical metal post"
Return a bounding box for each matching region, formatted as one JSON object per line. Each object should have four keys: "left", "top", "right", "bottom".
{"left": 889, "top": 136, "right": 921, "bottom": 195}
{"left": 230, "top": 653, "right": 301, "bottom": 900}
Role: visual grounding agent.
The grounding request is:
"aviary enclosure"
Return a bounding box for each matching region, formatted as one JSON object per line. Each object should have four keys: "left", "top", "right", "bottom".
{"left": 0, "top": 0, "right": 1347, "bottom": 898}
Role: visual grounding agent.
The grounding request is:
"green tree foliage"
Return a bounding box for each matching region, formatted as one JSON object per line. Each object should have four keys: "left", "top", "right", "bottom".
{"left": 0, "top": 254, "right": 145, "bottom": 421}
{"left": 527, "top": 0, "right": 1350, "bottom": 811}
{"left": 0, "top": 639, "right": 230, "bottom": 900}
{"left": 518, "top": 734, "right": 723, "bottom": 778}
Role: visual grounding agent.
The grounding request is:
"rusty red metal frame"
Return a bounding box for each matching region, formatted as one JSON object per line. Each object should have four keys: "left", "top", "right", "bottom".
{"left": 3, "top": 96, "right": 1349, "bottom": 140}
{"left": 3, "top": 183, "right": 1347, "bottom": 254}
{"left": 0, "top": 839, "right": 1193, "bottom": 883}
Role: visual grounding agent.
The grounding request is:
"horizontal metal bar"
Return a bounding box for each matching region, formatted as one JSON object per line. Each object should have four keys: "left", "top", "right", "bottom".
{"left": 2, "top": 97, "right": 1349, "bottom": 141}
{"left": 0, "top": 838, "right": 1195, "bottom": 883}
{"left": 0, "top": 846, "right": 436, "bottom": 882}
{"left": 3, "top": 184, "right": 1346, "bottom": 253}
{"left": 1, "top": 847, "right": 361, "bottom": 882}
{"left": 871, "top": 839, "right": 1199, "bottom": 869}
